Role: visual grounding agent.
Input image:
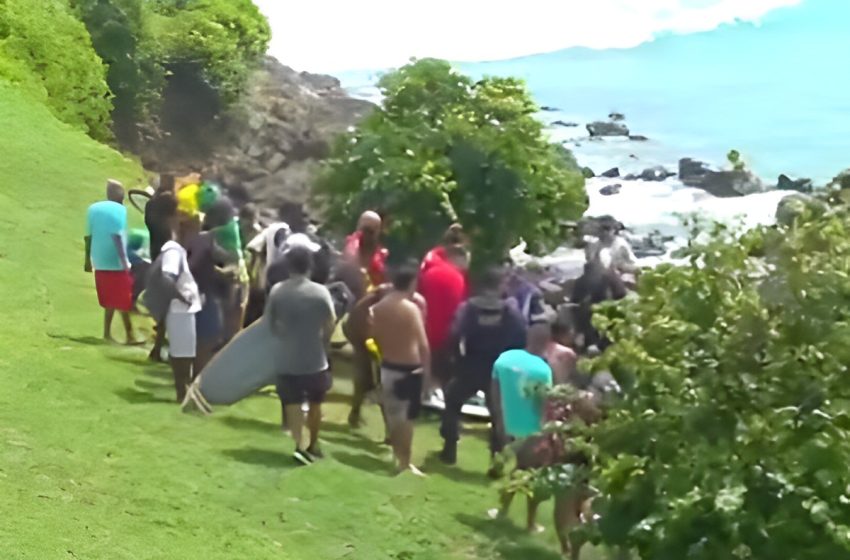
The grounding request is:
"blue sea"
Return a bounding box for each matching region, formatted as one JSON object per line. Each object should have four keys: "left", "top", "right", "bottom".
{"left": 335, "top": 0, "right": 848, "bottom": 251}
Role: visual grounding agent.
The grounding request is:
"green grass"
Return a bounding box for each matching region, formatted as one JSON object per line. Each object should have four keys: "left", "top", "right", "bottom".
{"left": 0, "top": 82, "right": 600, "bottom": 559}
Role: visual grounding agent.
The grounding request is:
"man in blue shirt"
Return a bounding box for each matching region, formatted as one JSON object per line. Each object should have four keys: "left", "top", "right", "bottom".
{"left": 84, "top": 180, "right": 138, "bottom": 343}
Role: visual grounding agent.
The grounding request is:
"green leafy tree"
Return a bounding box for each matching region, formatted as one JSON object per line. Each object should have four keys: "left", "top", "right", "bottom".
{"left": 316, "top": 58, "right": 587, "bottom": 266}
{"left": 583, "top": 204, "right": 850, "bottom": 559}
{"left": 70, "top": 0, "right": 163, "bottom": 144}
{"left": 0, "top": 0, "right": 112, "bottom": 140}
{"left": 146, "top": 0, "right": 271, "bottom": 105}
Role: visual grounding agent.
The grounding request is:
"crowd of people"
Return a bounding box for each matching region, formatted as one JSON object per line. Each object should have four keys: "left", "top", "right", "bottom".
{"left": 84, "top": 173, "right": 633, "bottom": 558}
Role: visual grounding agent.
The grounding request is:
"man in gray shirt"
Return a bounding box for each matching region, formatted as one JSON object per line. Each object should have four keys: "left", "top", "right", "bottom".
{"left": 266, "top": 245, "right": 336, "bottom": 465}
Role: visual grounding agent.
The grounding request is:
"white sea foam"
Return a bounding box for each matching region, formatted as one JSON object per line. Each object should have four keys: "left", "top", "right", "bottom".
{"left": 253, "top": 0, "right": 801, "bottom": 72}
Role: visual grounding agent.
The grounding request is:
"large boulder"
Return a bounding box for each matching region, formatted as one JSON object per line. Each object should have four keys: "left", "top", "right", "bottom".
{"left": 600, "top": 167, "right": 620, "bottom": 178}
{"left": 599, "top": 184, "right": 622, "bottom": 196}
{"left": 679, "top": 158, "right": 765, "bottom": 197}
{"left": 587, "top": 121, "right": 629, "bottom": 137}
{"left": 638, "top": 166, "right": 674, "bottom": 182}
{"left": 777, "top": 174, "right": 813, "bottom": 193}
{"left": 776, "top": 193, "right": 828, "bottom": 226}
{"left": 135, "top": 56, "right": 375, "bottom": 215}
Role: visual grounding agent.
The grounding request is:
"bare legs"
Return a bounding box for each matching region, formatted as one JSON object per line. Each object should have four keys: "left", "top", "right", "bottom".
{"left": 389, "top": 419, "right": 423, "bottom": 476}
{"left": 170, "top": 357, "right": 193, "bottom": 403}
{"left": 492, "top": 487, "right": 543, "bottom": 532}
{"left": 285, "top": 403, "right": 322, "bottom": 452}
{"left": 104, "top": 309, "right": 137, "bottom": 344}
{"left": 149, "top": 322, "right": 166, "bottom": 362}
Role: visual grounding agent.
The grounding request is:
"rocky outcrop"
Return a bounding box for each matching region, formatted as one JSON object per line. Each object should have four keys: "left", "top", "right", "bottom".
{"left": 587, "top": 121, "right": 629, "bottom": 137}
{"left": 777, "top": 174, "right": 813, "bottom": 193}
{"left": 599, "top": 184, "right": 622, "bottom": 196}
{"left": 137, "top": 56, "right": 374, "bottom": 214}
{"left": 678, "top": 158, "right": 765, "bottom": 197}
{"left": 609, "top": 112, "right": 626, "bottom": 121}
{"left": 630, "top": 166, "right": 673, "bottom": 182}
{"left": 629, "top": 135, "right": 649, "bottom": 141}
{"left": 776, "top": 193, "right": 827, "bottom": 226}
{"left": 600, "top": 167, "right": 620, "bottom": 178}
{"left": 552, "top": 120, "right": 579, "bottom": 127}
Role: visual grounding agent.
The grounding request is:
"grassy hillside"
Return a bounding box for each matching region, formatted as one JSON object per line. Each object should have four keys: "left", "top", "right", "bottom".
{"left": 0, "top": 83, "right": 592, "bottom": 559}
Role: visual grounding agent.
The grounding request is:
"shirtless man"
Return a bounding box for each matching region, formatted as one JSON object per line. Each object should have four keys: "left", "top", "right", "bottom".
{"left": 344, "top": 210, "right": 389, "bottom": 291}
{"left": 371, "top": 263, "right": 431, "bottom": 476}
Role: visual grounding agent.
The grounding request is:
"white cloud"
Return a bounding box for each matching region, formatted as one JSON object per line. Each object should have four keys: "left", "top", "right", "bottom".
{"left": 254, "top": 0, "right": 802, "bottom": 72}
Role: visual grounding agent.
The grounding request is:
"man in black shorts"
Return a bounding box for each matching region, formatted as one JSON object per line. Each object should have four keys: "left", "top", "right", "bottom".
{"left": 266, "top": 245, "right": 337, "bottom": 465}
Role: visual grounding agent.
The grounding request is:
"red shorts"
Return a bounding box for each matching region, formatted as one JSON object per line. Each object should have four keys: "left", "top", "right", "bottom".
{"left": 95, "top": 270, "right": 133, "bottom": 312}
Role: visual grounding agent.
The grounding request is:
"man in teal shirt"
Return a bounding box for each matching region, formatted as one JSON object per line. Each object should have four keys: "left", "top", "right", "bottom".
{"left": 492, "top": 322, "right": 553, "bottom": 441}
{"left": 84, "top": 180, "right": 139, "bottom": 343}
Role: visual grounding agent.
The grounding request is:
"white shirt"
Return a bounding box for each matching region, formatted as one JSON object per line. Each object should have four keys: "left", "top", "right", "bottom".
{"left": 587, "top": 236, "right": 636, "bottom": 273}
{"left": 160, "top": 241, "right": 202, "bottom": 314}
{"left": 247, "top": 222, "right": 290, "bottom": 268}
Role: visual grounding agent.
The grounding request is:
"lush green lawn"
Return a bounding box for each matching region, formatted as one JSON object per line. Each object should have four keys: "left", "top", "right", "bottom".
{"left": 0, "top": 83, "right": 601, "bottom": 559}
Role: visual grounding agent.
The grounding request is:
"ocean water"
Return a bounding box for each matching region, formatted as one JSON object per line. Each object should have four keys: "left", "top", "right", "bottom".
{"left": 336, "top": 0, "right": 849, "bottom": 250}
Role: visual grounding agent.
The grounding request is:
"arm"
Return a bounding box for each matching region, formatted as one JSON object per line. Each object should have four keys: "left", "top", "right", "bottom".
{"left": 84, "top": 236, "right": 92, "bottom": 272}
{"left": 490, "top": 377, "right": 507, "bottom": 446}
{"left": 160, "top": 248, "right": 189, "bottom": 305}
{"left": 412, "top": 304, "right": 431, "bottom": 378}
{"left": 112, "top": 234, "right": 130, "bottom": 271}
{"left": 322, "top": 287, "right": 337, "bottom": 346}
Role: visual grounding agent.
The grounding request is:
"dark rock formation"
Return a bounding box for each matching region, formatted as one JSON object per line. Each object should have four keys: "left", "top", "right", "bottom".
{"left": 678, "top": 157, "right": 765, "bottom": 197}
{"left": 136, "top": 56, "right": 374, "bottom": 215}
{"left": 609, "top": 112, "right": 626, "bottom": 121}
{"left": 599, "top": 184, "right": 622, "bottom": 196}
{"left": 777, "top": 174, "right": 813, "bottom": 193}
{"left": 776, "top": 193, "right": 828, "bottom": 226}
{"left": 629, "top": 135, "right": 649, "bottom": 141}
{"left": 638, "top": 166, "right": 674, "bottom": 182}
{"left": 552, "top": 120, "right": 579, "bottom": 127}
{"left": 587, "top": 121, "right": 629, "bottom": 137}
{"left": 540, "top": 106, "right": 559, "bottom": 112}
{"left": 600, "top": 167, "right": 620, "bottom": 178}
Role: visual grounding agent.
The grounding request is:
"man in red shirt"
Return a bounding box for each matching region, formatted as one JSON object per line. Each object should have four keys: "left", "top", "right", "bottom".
{"left": 418, "top": 244, "right": 469, "bottom": 387}
{"left": 343, "top": 210, "right": 389, "bottom": 291}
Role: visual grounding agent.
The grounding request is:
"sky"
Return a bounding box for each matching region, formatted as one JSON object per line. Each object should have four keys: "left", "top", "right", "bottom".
{"left": 253, "top": 0, "right": 802, "bottom": 72}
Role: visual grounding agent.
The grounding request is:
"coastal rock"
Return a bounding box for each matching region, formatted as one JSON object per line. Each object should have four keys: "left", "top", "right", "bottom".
{"left": 582, "top": 167, "right": 595, "bottom": 178}
{"left": 135, "top": 56, "right": 374, "bottom": 214}
{"left": 599, "top": 184, "right": 622, "bottom": 196}
{"left": 600, "top": 167, "right": 620, "bottom": 178}
{"left": 830, "top": 169, "right": 850, "bottom": 190}
{"left": 679, "top": 157, "right": 765, "bottom": 197}
{"left": 629, "top": 135, "right": 649, "bottom": 141}
{"left": 552, "top": 120, "right": 579, "bottom": 127}
{"left": 609, "top": 112, "right": 626, "bottom": 121}
{"left": 777, "top": 174, "right": 813, "bottom": 193}
{"left": 776, "top": 193, "right": 828, "bottom": 226}
{"left": 540, "top": 106, "right": 559, "bottom": 112}
{"left": 639, "top": 166, "right": 674, "bottom": 182}
{"left": 587, "top": 121, "right": 629, "bottom": 137}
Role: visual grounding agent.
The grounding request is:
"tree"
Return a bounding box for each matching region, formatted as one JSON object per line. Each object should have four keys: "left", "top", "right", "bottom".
{"left": 582, "top": 202, "right": 850, "bottom": 559}
{"left": 0, "top": 0, "right": 112, "bottom": 140}
{"left": 315, "top": 58, "right": 587, "bottom": 267}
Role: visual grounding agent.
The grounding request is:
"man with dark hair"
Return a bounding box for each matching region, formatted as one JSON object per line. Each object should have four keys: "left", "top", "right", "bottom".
{"left": 146, "top": 173, "right": 177, "bottom": 261}
{"left": 372, "top": 262, "right": 431, "bottom": 475}
{"left": 85, "top": 180, "right": 140, "bottom": 344}
{"left": 439, "top": 267, "right": 527, "bottom": 468}
{"left": 266, "top": 245, "right": 336, "bottom": 465}
{"left": 418, "top": 244, "right": 468, "bottom": 388}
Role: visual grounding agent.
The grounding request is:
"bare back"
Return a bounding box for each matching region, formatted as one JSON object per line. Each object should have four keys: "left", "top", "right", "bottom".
{"left": 372, "top": 292, "right": 428, "bottom": 367}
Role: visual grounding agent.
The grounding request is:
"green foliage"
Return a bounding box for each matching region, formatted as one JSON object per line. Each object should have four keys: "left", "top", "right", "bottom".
{"left": 728, "top": 149, "right": 746, "bottom": 171}
{"left": 146, "top": 0, "right": 271, "bottom": 104}
{"left": 584, "top": 207, "right": 850, "bottom": 558}
{"left": 316, "top": 58, "right": 587, "bottom": 265}
{"left": 0, "top": 0, "right": 112, "bottom": 140}
{"left": 70, "top": 0, "right": 163, "bottom": 140}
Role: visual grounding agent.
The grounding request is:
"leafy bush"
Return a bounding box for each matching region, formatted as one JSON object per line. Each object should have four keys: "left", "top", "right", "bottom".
{"left": 146, "top": 0, "right": 271, "bottom": 104}
{"left": 585, "top": 205, "right": 850, "bottom": 559}
{"left": 0, "top": 0, "right": 112, "bottom": 140}
{"left": 315, "top": 58, "right": 587, "bottom": 266}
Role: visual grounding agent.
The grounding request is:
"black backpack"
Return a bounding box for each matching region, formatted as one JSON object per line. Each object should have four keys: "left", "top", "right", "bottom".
{"left": 142, "top": 245, "right": 182, "bottom": 321}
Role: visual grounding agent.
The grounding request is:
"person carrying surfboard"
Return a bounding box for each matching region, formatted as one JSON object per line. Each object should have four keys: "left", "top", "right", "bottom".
{"left": 266, "top": 245, "right": 337, "bottom": 466}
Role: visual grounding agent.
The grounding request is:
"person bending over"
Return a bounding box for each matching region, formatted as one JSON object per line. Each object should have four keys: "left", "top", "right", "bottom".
{"left": 266, "top": 246, "right": 336, "bottom": 466}
{"left": 372, "top": 263, "right": 431, "bottom": 476}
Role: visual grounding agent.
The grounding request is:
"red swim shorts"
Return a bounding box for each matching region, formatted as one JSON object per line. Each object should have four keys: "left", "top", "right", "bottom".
{"left": 95, "top": 270, "right": 134, "bottom": 312}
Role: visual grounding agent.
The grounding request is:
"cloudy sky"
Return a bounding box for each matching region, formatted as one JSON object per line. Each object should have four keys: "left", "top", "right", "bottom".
{"left": 253, "top": 0, "right": 801, "bottom": 72}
